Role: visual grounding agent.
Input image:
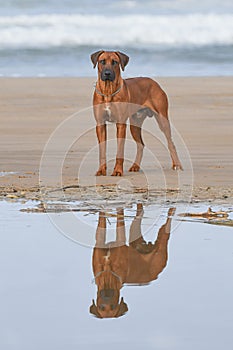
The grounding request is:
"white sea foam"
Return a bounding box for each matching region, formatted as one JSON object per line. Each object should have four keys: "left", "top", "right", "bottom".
{"left": 0, "top": 13, "right": 233, "bottom": 49}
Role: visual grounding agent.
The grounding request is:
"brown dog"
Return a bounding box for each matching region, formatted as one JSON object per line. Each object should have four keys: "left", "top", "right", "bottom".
{"left": 91, "top": 50, "right": 183, "bottom": 176}
{"left": 90, "top": 205, "right": 175, "bottom": 318}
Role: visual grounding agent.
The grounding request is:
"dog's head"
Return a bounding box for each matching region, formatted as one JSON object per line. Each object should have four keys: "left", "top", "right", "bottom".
{"left": 91, "top": 50, "right": 129, "bottom": 82}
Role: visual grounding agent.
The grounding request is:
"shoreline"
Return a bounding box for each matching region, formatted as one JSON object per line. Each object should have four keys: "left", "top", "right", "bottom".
{"left": 1, "top": 77, "right": 233, "bottom": 205}
{"left": 0, "top": 181, "right": 232, "bottom": 205}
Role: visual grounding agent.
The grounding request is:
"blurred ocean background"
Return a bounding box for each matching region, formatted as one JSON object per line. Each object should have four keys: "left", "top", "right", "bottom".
{"left": 0, "top": 0, "right": 233, "bottom": 77}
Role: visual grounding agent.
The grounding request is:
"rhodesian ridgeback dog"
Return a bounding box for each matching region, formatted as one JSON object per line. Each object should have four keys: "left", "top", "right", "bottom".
{"left": 90, "top": 205, "right": 175, "bottom": 318}
{"left": 91, "top": 50, "right": 183, "bottom": 176}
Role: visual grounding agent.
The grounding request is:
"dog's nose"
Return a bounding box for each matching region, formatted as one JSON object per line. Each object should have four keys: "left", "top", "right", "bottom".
{"left": 104, "top": 70, "right": 112, "bottom": 77}
{"left": 100, "top": 289, "right": 115, "bottom": 301}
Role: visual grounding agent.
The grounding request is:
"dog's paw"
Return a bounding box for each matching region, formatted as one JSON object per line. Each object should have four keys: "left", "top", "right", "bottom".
{"left": 95, "top": 166, "right": 106, "bottom": 176}
{"left": 168, "top": 207, "right": 176, "bottom": 217}
{"left": 172, "top": 164, "right": 183, "bottom": 171}
{"left": 111, "top": 168, "right": 123, "bottom": 176}
{"left": 129, "top": 163, "right": 140, "bottom": 172}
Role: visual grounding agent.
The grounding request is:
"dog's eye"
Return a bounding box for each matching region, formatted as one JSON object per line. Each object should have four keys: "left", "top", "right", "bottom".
{"left": 100, "top": 59, "right": 106, "bottom": 65}
{"left": 112, "top": 60, "right": 118, "bottom": 66}
{"left": 110, "top": 304, "right": 116, "bottom": 310}
{"left": 99, "top": 305, "right": 105, "bottom": 311}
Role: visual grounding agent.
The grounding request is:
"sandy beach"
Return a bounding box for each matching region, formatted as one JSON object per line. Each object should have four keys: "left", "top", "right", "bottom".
{"left": 0, "top": 77, "right": 232, "bottom": 203}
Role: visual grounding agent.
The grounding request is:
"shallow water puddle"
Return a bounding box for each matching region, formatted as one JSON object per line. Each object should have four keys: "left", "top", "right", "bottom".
{"left": 1, "top": 200, "right": 233, "bottom": 349}
{"left": 0, "top": 171, "right": 17, "bottom": 177}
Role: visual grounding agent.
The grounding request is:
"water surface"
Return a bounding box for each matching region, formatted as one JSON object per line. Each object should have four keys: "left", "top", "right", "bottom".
{"left": 1, "top": 200, "right": 233, "bottom": 349}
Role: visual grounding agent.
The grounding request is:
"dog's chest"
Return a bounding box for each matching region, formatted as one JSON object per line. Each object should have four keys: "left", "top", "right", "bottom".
{"left": 103, "top": 105, "right": 117, "bottom": 122}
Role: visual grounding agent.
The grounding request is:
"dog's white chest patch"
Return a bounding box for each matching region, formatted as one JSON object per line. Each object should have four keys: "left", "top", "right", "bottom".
{"left": 105, "top": 105, "right": 111, "bottom": 116}
{"left": 104, "top": 105, "right": 114, "bottom": 122}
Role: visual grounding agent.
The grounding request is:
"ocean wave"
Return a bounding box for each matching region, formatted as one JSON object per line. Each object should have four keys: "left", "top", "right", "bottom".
{"left": 0, "top": 13, "right": 233, "bottom": 49}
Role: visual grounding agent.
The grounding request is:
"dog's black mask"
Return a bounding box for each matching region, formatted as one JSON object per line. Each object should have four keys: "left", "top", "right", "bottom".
{"left": 101, "top": 69, "right": 115, "bottom": 82}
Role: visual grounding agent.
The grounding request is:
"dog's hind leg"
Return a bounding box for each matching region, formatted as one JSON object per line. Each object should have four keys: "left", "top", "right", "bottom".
{"left": 147, "top": 89, "right": 183, "bottom": 170}
{"left": 155, "top": 113, "right": 183, "bottom": 170}
{"left": 112, "top": 123, "right": 127, "bottom": 176}
{"left": 128, "top": 111, "right": 147, "bottom": 172}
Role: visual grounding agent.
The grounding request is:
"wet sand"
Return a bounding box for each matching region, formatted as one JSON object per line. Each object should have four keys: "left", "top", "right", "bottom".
{"left": 0, "top": 77, "right": 232, "bottom": 203}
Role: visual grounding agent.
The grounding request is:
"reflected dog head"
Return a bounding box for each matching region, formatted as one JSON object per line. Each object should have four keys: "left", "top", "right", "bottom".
{"left": 90, "top": 269, "right": 128, "bottom": 318}
{"left": 90, "top": 295, "right": 128, "bottom": 319}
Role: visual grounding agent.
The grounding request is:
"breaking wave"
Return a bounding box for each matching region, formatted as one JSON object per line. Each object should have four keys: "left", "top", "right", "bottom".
{"left": 0, "top": 13, "right": 233, "bottom": 49}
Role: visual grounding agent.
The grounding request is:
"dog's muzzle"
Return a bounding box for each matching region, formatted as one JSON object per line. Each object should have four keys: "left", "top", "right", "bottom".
{"left": 101, "top": 69, "right": 115, "bottom": 82}
{"left": 99, "top": 289, "right": 115, "bottom": 302}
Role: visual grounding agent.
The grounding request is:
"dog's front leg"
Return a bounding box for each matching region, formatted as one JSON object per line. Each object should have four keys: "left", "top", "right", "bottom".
{"left": 112, "top": 123, "right": 126, "bottom": 176}
{"left": 96, "top": 124, "right": 107, "bottom": 176}
{"left": 116, "top": 208, "right": 126, "bottom": 246}
{"left": 95, "top": 211, "right": 107, "bottom": 247}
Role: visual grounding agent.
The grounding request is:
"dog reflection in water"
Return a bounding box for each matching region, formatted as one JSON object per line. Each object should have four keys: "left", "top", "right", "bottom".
{"left": 90, "top": 204, "right": 175, "bottom": 318}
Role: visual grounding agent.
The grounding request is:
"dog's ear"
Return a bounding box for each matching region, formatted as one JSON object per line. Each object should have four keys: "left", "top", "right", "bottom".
{"left": 114, "top": 297, "right": 128, "bottom": 318}
{"left": 89, "top": 299, "right": 103, "bottom": 318}
{"left": 115, "top": 51, "right": 129, "bottom": 71}
{"left": 90, "top": 50, "right": 104, "bottom": 68}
